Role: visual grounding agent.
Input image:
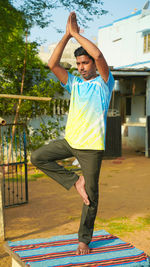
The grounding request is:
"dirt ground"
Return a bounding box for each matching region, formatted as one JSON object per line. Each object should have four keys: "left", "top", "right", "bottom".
{"left": 0, "top": 150, "right": 150, "bottom": 266}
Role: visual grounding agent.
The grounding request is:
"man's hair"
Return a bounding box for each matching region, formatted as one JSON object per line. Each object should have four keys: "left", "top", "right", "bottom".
{"left": 74, "top": 47, "right": 94, "bottom": 62}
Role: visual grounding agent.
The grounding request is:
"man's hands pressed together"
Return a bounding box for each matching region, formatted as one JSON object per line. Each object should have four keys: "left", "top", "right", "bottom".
{"left": 67, "top": 12, "right": 80, "bottom": 37}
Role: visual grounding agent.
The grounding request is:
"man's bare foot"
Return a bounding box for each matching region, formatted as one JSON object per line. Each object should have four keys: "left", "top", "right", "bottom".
{"left": 76, "top": 242, "right": 90, "bottom": 255}
{"left": 75, "top": 176, "right": 90, "bottom": 206}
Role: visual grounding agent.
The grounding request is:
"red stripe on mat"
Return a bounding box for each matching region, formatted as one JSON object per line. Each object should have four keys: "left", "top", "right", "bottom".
{"left": 10, "top": 234, "right": 117, "bottom": 252}
{"left": 20, "top": 243, "right": 134, "bottom": 263}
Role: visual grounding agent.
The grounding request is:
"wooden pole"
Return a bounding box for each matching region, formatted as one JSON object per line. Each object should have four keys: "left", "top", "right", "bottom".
{"left": 0, "top": 94, "right": 52, "bottom": 101}
{"left": 0, "top": 117, "right": 6, "bottom": 125}
{"left": 8, "top": 31, "right": 27, "bottom": 163}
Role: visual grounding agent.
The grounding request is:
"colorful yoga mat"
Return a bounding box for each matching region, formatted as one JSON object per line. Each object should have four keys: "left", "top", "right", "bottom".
{"left": 7, "top": 230, "right": 150, "bottom": 266}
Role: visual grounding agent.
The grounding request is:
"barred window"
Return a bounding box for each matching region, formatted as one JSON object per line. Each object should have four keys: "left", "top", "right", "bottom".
{"left": 144, "top": 34, "right": 150, "bottom": 53}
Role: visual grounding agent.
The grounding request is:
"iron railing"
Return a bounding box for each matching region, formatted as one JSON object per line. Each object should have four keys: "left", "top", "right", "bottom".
{"left": 0, "top": 123, "right": 28, "bottom": 207}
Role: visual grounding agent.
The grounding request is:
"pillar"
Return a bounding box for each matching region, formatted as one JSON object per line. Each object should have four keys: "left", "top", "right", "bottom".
{"left": 145, "top": 75, "right": 150, "bottom": 157}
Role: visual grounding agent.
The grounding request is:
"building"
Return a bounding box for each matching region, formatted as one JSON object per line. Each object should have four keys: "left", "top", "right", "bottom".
{"left": 98, "top": 2, "right": 150, "bottom": 156}
{"left": 98, "top": 2, "right": 150, "bottom": 69}
{"left": 38, "top": 40, "right": 80, "bottom": 68}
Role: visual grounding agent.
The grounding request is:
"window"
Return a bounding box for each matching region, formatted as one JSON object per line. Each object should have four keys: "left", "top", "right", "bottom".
{"left": 126, "top": 97, "right": 131, "bottom": 116}
{"left": 144, "top": 34, "right": 150, "bottom": 53}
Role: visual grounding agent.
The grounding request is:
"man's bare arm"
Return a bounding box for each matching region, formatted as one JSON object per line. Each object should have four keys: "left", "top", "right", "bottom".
{"left": 48, "top": 34, "right": 70, "bottom": 85}
{"left": 48, "top": 16, "right": 73, "bottom": 85}
{"left": 69, "top": 12, "right": 109, "bottom": 83}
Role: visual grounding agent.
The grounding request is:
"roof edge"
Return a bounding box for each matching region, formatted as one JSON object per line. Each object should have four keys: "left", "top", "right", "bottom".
{"left": 99, "top": 10, "right": 142, "bottom": 30}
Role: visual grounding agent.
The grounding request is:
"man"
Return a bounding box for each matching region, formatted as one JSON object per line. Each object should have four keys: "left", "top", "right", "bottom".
{"left": 31, "top": 12, "right": 114, "bottom": 255}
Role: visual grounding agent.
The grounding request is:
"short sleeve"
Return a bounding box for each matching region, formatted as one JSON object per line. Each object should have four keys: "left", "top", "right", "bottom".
{"left": 99, "top": 71, "right": 115, "bottom": 110}
{"left": 60, "top": 72, "right": 75, "bottom": 93}
{"left": 106, "top": 71, "right": 115, "bottom": 92}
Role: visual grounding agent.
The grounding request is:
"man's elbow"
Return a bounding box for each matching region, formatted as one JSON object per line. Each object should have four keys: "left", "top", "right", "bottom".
{"left": 48, "top": 59, "right": 55, "bottom": 71}
{"left": 94, "top": 52, "right": 103, "bottom": 61}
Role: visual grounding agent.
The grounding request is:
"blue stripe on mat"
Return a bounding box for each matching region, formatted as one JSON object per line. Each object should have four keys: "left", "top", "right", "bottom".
{"left": 8, "top": 230, "right": 109, "bottom": 246}
{"left": 23, "top": 250, "right": 149, "bottom": 267}
{"left": 11, "top": 240, "right": 126, "bottom": 256}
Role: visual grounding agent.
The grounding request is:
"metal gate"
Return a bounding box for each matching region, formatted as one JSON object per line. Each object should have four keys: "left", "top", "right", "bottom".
{"left": 0, "top": 123, "right": 28, "bottom": 207}
{"left": 105, "top": 115, "right": 122, "bottom": 158}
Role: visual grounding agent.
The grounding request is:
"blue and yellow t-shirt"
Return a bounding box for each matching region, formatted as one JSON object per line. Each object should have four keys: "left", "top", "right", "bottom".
{"left": 62, "top": 71, "right": 114, "bottom": 150}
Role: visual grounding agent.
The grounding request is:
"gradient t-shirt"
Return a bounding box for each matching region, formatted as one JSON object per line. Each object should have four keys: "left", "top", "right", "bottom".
{"left": 61, "top": 71, "right": 114, "bottom": 150}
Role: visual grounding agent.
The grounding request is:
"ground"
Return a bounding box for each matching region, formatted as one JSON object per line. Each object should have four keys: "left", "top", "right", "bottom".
{"left": 0, "top": 150, "right": 150, "bottom": 266}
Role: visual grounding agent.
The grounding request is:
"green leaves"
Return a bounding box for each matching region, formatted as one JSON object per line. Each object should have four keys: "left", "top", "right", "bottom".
{"left": 57, "top": 0, "right": 108, "bottom": 27}
{"left": 12, "top": 0, "right": 58, "bottom": 29}
{"left": 11, "top": 0, "right": 108, "bottom": 28}
{"left": 28, "top": 119, "right": 65, "bottom": 150}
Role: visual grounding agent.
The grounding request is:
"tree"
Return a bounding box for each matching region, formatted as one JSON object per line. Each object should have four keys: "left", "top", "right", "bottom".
{"left": 0, "top": 0, "right": 26, "bottom": 61}
{"left": 12, "top": 0, "right": 108, "bottom": 29}
{"left": 0, "top": 0, "right": 64, "bottom": 117}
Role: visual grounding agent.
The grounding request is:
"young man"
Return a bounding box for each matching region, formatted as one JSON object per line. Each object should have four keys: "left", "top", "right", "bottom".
{"left": 31, "top": 12, "right": 114, "bottom": 255}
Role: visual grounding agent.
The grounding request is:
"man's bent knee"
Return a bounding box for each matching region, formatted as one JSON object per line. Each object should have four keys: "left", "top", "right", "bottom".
{"left": 30, "top": 151, "right": 40, "bottom": 166}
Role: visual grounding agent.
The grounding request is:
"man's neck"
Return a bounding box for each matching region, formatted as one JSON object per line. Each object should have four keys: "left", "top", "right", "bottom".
{"left": 83, "top": 74, "right": 98, "bottom": 81}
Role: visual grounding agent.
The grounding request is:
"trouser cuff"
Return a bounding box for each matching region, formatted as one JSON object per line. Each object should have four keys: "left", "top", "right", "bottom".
{"left": 65, "top": 174, "right": 79, "bottom": 190}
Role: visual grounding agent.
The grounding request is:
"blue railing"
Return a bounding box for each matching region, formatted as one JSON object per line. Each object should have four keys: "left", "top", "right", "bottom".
{"left": 0, "top": 123, "right": 28, "bottom": 207}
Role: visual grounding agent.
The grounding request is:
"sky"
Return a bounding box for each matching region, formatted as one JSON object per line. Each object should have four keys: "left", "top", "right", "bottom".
{"left": 28, "top": 0, "right": 148, "bottom": 48}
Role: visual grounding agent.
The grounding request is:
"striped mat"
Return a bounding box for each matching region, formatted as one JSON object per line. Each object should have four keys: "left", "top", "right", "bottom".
{"left": 7, "top": 230, "right": 150, "bottom": 267}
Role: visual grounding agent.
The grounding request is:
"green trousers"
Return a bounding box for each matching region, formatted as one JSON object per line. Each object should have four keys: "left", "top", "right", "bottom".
{"left": 31, "top": 138, "right": 103, "bottom": 245}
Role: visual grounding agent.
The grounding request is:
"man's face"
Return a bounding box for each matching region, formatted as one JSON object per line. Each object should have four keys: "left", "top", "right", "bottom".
{"left": 76, "top": 55, "right": 97, "bottom": 80}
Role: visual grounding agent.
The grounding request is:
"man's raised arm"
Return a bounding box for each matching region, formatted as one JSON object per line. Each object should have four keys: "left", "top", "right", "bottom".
{"left": 68, "top": 12, "right": 109, "bottom": 83}
{"left": 48, "top": 16, "right": 72, "bottom": 85}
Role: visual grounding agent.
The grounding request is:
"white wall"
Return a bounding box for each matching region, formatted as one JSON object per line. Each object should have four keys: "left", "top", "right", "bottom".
{"left": 122, "top": 125, "right": 145, "bottom": 149}
{"left": 126, "top": 96, "right": 146, "bottom": 123}
{"left": 98, "top": 9, "right": 150, "bottom": 69}
{"left": 122, "top": 95, "right": 146, "bottom": 150}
